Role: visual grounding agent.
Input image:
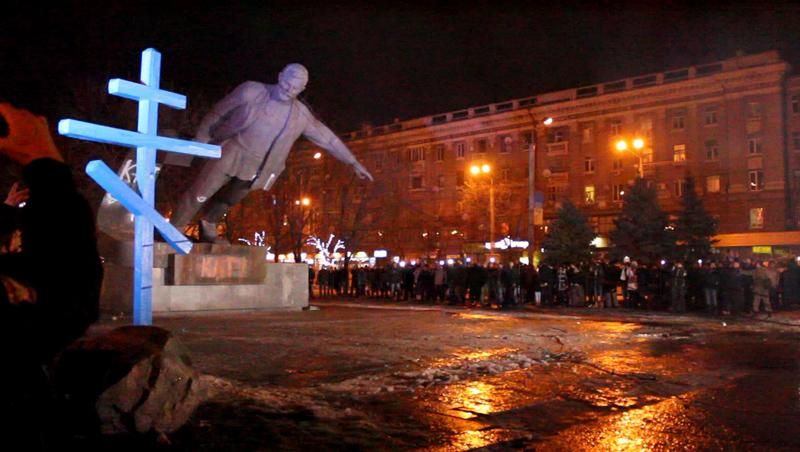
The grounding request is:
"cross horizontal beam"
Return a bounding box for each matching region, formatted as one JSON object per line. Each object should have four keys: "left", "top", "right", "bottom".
{"left": 109, "top": 79, "right": 187, "bottom": 109}
{"left": 58, "top": 119, "right": 221, "bottom": 158}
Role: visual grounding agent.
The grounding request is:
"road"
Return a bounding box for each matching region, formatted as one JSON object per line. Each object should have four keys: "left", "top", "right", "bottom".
{"left": 132, "top": 302, "right": 800, "bottom": 450}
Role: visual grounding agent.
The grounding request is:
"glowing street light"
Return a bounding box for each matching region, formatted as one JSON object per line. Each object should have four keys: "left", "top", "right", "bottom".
{"left": 313, "top": 152, "right": 322, "bottom": 159}
{"left": 470, "top": 163, "right": 495, "bottom": 255}
{"left": 301, "top": 197, "right": 311, "bottom": 206}
{"left": 615, "top": 137, "right": 647, "bottom": 179}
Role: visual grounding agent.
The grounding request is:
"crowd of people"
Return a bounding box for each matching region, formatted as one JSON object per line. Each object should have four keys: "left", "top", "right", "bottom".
{"left": 309, "top": 255, "right": 800, "bottom": 317}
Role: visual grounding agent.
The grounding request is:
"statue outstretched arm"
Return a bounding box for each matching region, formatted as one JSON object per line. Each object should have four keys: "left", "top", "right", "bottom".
{"left": 195, "top": 81, "right": 264, "bottom": 143}
{"left": 303, "top": 116, "right": 374, "bottom": 181}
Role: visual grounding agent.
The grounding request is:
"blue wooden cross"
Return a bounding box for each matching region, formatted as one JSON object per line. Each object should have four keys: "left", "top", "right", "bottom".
{"left": 58, "top": 48, "right": 221, "bottom": 325}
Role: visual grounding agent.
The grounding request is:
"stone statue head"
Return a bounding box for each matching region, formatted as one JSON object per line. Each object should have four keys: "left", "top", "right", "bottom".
{"left": 276, "top": 64, "right": 308, "bottom": 102}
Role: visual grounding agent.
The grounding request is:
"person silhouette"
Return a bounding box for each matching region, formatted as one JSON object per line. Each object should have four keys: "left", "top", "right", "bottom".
{"left": 0, "top": 102, "right": 103, "bottom": 446}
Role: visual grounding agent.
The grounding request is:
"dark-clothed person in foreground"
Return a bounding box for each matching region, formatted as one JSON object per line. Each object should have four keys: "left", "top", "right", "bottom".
{"left": 0, "top": 103, "right": 103, "bottom": 447}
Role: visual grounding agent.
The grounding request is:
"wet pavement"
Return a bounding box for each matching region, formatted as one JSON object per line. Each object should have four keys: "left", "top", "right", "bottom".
{"left": 131, "top": 301, "right": 800, "bottom": 450}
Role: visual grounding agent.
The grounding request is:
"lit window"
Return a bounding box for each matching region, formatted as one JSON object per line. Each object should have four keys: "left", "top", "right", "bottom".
{"left": 750, "top": 207, "right": 764, "bottom": 229}
{"left": 749, "top": 170, "right": 764, "bottom": 191}
{"left": 706, "top": 175, "right": 720, "bottom": 193}
{"left": 584, "top": 156, "right": 595, "bottom": 173}
{"left": 672, "top": 115, "right": 685, "bottom": 130}
{"left": 704, "top": 109, "right": 718, "bottom": 126}
{"left": 673, "top": 144, "right": 687, "bottom": 162}
{"left": 455, "top": 142, "right": 466, "bottom": 159}
{"left": 705, "top": 140, "right": 719, "bottom": 160}
{"left": 748, "top": 137, "right": 762, "bottom": 155}
{"left": 585, "top": 185, "right": 595, "bottom": 204}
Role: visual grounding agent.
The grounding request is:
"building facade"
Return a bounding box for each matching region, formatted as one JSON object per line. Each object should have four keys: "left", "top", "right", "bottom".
{"left": 258, "top": 51, "right": 800, "bottom": 262}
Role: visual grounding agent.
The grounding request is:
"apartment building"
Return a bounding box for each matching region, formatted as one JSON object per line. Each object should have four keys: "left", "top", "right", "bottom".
{"left": 273, "top": 51, "right": 800, "bottom": 261}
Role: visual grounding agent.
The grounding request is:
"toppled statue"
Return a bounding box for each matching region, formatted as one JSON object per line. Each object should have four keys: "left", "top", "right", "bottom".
{"left": 171, "top": 64, "right": 373, "bottom": 242}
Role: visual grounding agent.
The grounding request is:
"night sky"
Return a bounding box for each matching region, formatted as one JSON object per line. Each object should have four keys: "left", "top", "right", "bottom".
{"left": 3, "top": 1, "right": 800, "bottom": 132}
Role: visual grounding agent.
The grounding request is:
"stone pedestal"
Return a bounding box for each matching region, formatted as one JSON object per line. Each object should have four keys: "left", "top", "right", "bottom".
{"left": 99, "top": 234, "right": 308, "bottom": 315}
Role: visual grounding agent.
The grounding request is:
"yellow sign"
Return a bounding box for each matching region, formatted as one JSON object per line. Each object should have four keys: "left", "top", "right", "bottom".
{"left": 463, "top": 243, "right": 486, "bottom": 253}
{"left": 752, "top": 246, "right": 772, "bottom": 254}
{"left": 534, "top": 207, "right": 544, "bottom": 225}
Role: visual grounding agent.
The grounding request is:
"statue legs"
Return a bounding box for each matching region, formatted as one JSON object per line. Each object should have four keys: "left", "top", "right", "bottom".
{"left": 171, "top": 153, "right": 254, "bottom": 242}
{"left": 170, "top": 160, "right": 234, "bottom": 230}
{"left": 195, "top": 178, "right": 251, "bottom": 241}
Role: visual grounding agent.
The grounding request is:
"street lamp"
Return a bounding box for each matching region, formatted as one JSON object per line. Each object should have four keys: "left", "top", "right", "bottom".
{"left": 470, "top": 163, "right": 494, "bottom": 254}
{"left": 526, "top": 115, "right": 553, "bottom": 266}
{"left": 294, "top": 195, "right": 313, "bottom": 226}
{"left": 615, "top": 137, "right": 647, "bottom": 179}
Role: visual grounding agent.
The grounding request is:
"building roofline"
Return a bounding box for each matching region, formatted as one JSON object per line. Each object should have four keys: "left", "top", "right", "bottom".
{"left": 339, "top": 50, "right": 786, "bottom": 142}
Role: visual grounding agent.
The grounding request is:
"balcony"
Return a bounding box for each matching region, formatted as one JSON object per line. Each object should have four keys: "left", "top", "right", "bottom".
{"left": 546, "top": 141, "right": 569, "bottom": 156}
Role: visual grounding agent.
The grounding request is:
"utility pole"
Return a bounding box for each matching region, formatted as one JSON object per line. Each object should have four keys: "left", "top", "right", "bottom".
{"left": 527, "top": 135, "right": 536, "bottom": 264}
{"left": 526, "top": 116, "right": 552, "bottom": 265}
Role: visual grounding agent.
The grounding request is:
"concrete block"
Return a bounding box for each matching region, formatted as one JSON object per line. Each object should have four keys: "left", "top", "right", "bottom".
{"left": 99, "top": 241, "right": 308, "bottom": 315}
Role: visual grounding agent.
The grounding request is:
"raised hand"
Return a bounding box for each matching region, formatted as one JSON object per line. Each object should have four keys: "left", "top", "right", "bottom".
{"left": 4, "top": 182, "right": 29, "bottom": 207}
{"left": 0, "top": 103, "right": 63, "bottom": 165}
{"left": 352, "top": 161, "right": 374, "bottom": 182}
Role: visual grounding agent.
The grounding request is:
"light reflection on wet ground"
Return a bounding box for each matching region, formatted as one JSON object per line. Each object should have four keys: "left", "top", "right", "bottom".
{"left": 431, "top": 347, "right": 519, "bottom": 369}
{"left": 450, "top": 312, "right": 510, "bottom": 321}
{"left": 153, "top": 306, "right": 800, "bottom": 450}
